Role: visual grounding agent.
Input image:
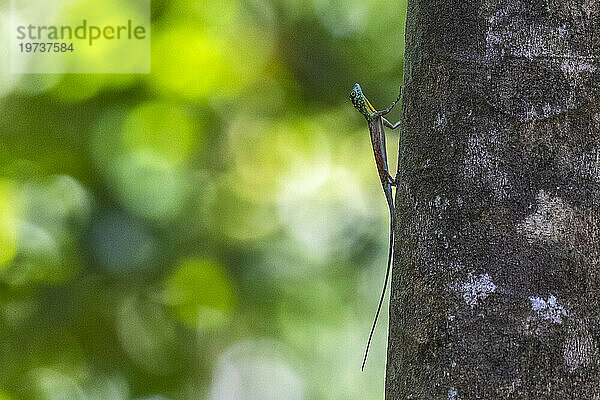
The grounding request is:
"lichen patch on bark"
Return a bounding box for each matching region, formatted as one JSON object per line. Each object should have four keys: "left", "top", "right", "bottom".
{"left": 454, "top": 273, "right": 497, "bottom": 308}
{"left": 463, "top": 131, "right": 510, "bottom": 200}
{"left": 448, "top": 387, "right": 461, "bottom": 400}
{"left": 528, "top": 295, "right": 568, "bottom": 324}
{"left": 563, "top": 327, "right": 598, "bottom": 371}
{"left": 518, "top": 190, "right": 575, "bottom": 243}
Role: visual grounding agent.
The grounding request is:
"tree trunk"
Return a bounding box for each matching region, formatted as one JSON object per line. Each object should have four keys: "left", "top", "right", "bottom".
{"left": 386, "top": 0, "right": 600, "bottom": 398}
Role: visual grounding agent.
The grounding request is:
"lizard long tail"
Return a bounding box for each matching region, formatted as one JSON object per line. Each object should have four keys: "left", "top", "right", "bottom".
{"left": 361, "top": 209, "right": 394, "bottom": 371}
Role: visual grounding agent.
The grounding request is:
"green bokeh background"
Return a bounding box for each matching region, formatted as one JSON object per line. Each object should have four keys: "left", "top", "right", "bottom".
{"left": 0, "top": 0, "right": 406, "bottom": 398}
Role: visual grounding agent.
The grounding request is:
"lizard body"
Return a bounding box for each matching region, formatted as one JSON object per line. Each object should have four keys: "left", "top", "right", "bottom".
{"left": 349, "top": 83, "right": 402, "bottom": 371}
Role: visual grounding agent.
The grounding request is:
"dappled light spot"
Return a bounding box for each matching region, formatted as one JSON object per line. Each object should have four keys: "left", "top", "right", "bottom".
{"left": 151, "top": 0, "right": 274, "bottom": 101}
{"left": 196, "top": 0, "right": 275, "bottom": 85}
{"left": 28, "top": 368, "right": 86, "bottom": 400}
{"left": 19, "top": 175, "right": 91, "bottom": 229}
{"left": 9, "top": 0, "right": 68, "bottom": 74}
{"left": 226, "top": 113, "right": 366, "bottom": 202}
{"left": 162, "top": 258, "right": 234, "bottom": 330}
{"left": 152, "top": 28, "right": 236, "bottom": 99}
{"left": 92, "top": 108, "right": 193, "bottom": 223}
{"left": 116, "top": 295, "right": 179, "bottom": 375}
{"left": 122, "top": 102, "right": 198, "bottom": 165}
{"left": 2, "top": 175, "right": 90, "bottom": 285}
{"left": 5, "top": 221, "right": 61, "bottom": 286}
{"left": 226, "top": 118, "right": 330, "bottom": 204}
{"left": 28, "top": 368, "right": 130, "bottom": 400}
{"left": 113, "top": 151, "right": 191, "bottom": 222}
{"left": 277, "top": 163, "right": 370, "bottom": 262}
{"left": 209, "top": 339, "right": 304, "bottom": 400}
{"left": 81, "top": 374, "right": 129, "bottom": 400}
{"left": 39, "top": 175, "right": 92, "bottom": 226}
{"left": 0, "top": 180, "right": 18, "bottom": 270}
{"left": 15, "top": 74, "right": 61, "bottom": 95}
{"left": 276, "top": 289, "right": 387, "bottom": 399}
{"left": 312, "top": 0, "right": 368, "bottom": 37}
{"left": 0, "top": 12, "right": 20, "bottom": 97}
{"left": 225, "top": 118, "right": 287, "bottom": 204}
{"left": 0, "top": 69, "right": 20, "bottom": 99}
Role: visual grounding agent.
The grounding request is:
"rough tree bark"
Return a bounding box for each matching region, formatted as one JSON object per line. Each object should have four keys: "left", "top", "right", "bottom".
{"left": 386, "top": 0, "right": 600, "bottom": 398}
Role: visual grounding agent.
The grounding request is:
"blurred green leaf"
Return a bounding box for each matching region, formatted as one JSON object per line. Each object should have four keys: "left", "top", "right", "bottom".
{"left": 116, "top": 294, "right": 179, "bottom": 374}
{"left": 163, "top": 258, "right": 235, "bottom": 330}
{"left": 0, "top": 180, "right": 18, "bottom": 270}
{"left": 122, "top": 101, "right": 199, "bottom": 165}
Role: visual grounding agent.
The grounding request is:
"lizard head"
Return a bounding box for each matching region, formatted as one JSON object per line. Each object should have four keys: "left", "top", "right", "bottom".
{"left": 350, "top": 83, "right": 375, "bottom": 118}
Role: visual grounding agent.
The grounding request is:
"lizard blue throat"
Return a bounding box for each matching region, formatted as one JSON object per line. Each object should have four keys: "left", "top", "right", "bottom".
{"left": 349, "top": 83, "right": 369, "bottom": 115}
{"left": 350, "top": 83, "right": 363, "bottom": 99}
{"left": 349, "top": 83, "right": 402, "bottom": 371}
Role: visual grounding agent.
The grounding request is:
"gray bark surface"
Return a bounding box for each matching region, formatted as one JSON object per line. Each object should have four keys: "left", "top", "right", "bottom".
{"left": 386, "top": 0, "right": 600, "bottom": 398}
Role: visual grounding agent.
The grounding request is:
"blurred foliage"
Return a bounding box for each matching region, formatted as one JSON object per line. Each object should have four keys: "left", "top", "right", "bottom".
{"left": 0, "top": 0, "right": 406, "bottom": 398}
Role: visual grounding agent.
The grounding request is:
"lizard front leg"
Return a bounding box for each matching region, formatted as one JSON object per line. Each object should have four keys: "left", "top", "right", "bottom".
{"left": 386, "top": 174, "right": 397, "bottom": 187}
{"left": 374, "top": 86, "right": 403, "bottom": 117}
{"left": 382, "top": 117, "right": 401, "bottom": 130}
